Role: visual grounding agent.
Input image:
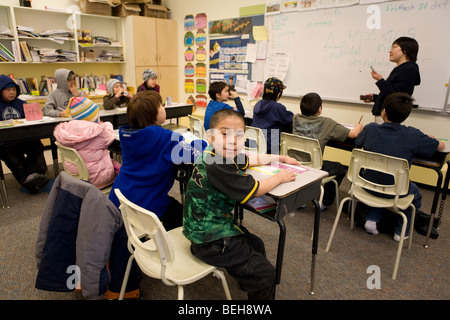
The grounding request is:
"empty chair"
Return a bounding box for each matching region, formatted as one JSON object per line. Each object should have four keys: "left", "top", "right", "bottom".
{"left": 114, "top": 188, "right": 232, "bottom": 300}
{"left": 280, "top": 132, "right": 339, "bottom": 210}
{"left": 244, "top": 125, "right": 267, "bottom": 154}
{"left": 55, "top": 141, "right": 111, "bottom": 195}
{"left": 188, "top": 115, "right": 206, "bottom": 140}
{"left": 325, "top": 148, "right": 416, "bottom": 280}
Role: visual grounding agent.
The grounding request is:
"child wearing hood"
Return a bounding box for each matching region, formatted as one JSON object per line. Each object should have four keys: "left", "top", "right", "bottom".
{"left": 251, "top": 77, "right": 294, "bottom": 154}
{"left": 0, "top": 74, "right": 49, "bottom": 194}
{"left": 103, "top": 78, "right": 133, "bottom": 110}
{"left": 53, "top": 96, "right": 117, "bottom": 189}
{"left": 43, "top": 68, "right": 82, "bottom": 117}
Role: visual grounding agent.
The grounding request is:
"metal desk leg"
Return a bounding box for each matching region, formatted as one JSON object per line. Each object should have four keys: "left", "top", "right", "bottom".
{"left": 425, "top": 160, "right": 450, "bottom": 248}
{"left": 275, "top": 218, "right": 286, "bottom": 285}
{"left": 310, "top": 199, "right": 320, "bottom": 295}
{"left": 50, "top": 138, "right": 59, "bottom": 178}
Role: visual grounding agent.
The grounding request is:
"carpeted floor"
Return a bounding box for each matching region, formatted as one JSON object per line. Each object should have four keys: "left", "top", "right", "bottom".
{"left": 0, "top": 165, "right": 448, "bottom": 301}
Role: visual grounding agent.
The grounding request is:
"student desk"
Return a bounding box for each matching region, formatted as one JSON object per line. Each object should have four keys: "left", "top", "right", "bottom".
{"left": 99, "top": 103, "right": 194, "bottom": 129}
{"left": 327, "top": 138, "right": 450, "bottom": 247}
{"left": 236, "top": 165, "right": 328, "bottom": 295}
{"left": 0, "top": 117, "right": 71, "bottom": 178}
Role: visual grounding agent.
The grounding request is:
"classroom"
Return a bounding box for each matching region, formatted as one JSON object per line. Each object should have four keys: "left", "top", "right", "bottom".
{"left": 0, "top": 0, "right": 449, "bottom": 305}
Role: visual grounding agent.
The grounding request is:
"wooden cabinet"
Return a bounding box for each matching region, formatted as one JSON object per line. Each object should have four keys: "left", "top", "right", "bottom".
{"left": 128, "top": 16, "right": 178, "bottom": 101}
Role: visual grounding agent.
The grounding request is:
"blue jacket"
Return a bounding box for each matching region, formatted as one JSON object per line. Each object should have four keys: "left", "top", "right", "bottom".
{"left": 0, "top": 74, "right": 25, "bottom": 120}
{"left": 204, "top": 98, "right": 245, "bottom": 130}
{"left": 251, "top": 99, "right": 293, "bottom": 154}
{"left": 109, "top": 125, "right": 205, "bottom": 217}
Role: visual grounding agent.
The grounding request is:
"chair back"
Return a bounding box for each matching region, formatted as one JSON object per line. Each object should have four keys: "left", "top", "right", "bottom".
{"left": 114, "top": 189, "right": 174, "bottom": 269}
{"left": 244, "top": 125, "right": 267, "bottom": 154}
{"left": 348, "top": 148, "right": 410, "bottom": 201}
{"left": 280, "top": 133, "right": 322, "bottom": 169}
{"left": 188, "top": 115, "right": 205, "bottom": 140}
{"left": 55, "top": 141, "right": 89, "bottom": 181}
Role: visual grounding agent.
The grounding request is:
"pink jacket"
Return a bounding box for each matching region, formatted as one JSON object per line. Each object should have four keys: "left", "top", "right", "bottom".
{"left": 54, "top": 120, "right": 116, "bottom": 189}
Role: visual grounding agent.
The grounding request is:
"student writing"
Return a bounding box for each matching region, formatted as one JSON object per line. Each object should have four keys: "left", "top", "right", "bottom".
{"left": 355, "top": 92, "right": 445, "bottom": 241}
{"left": 293, "top": 92, "right": 363, "bottom": 210}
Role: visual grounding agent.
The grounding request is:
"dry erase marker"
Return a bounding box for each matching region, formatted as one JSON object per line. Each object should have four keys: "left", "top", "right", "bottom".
{"left": 370, "top": 66, "right": 375, "bottom": 72}
{"left": 358, "top": 115, "right": 363, "bottom": 124}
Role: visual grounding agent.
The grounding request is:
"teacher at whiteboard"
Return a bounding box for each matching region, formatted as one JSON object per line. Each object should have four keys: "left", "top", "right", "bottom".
{"left": 363, "top": 37, "right": 421, "bottom": 124}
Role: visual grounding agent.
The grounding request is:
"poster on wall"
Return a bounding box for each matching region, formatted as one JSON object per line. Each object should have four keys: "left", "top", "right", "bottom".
{"left": 209, "top": 17, "right": 252, "bottom": 36}
{"left": 184, "top": 13, "right": 208, "bottom": 106}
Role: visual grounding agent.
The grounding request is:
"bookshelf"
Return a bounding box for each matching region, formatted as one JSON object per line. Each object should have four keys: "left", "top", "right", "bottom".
{"left": 0, "top": 5, "right": 125, "bottom": 64}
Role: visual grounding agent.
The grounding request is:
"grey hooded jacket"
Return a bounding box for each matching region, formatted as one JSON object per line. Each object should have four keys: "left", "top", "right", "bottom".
{"left": 43, "top": 68, "right": 81, "bottom": 117}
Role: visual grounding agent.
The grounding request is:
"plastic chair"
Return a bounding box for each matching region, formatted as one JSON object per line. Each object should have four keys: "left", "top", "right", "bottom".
{"left": 280, "top": 133, "right": 339, "bottom": 210}
{"left": 325, "top": 148, "right": 416, "bottom": 280}
{"left": 114, "top": 188, "right": 232, "bottom": 300}
{"left": 244, "top": 125, "right": 267, "bottom": 154}
{"left": 188, "top": 115, "right": 206, "bottom": 140}
{"left": 55, "top": 141, "right": 111, "bottom": 195}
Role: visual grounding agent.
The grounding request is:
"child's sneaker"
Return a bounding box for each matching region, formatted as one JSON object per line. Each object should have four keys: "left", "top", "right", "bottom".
{"left": 364, "top": 220, "right": 379, "bottom": 235}
{"left": 393, "top": 233, "right": 409, "bottom": 242}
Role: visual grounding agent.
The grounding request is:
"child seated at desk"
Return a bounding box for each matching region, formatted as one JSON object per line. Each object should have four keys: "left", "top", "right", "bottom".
{"left": 0, "top": 74, "right": 49, "bottom": 194}
{"left": 292, "top": 92, "right": 363, "bottom": 210}
{"left": 43, "top": 68, "right": 83, "bottom": 117}
{"left": 355, "top": 92, "right": 445, "bottom": 241}
{"left": 182, "top": 109, "right": 300, "bottom": 300}
{"left": 136, "top": 69, "right": 160, "bottom": 93}
{"left": 53, "top": 96, "right": 117, "bottom": 190}
{"left": 108, "top": 90, "right": 206, "bottom": 231}
{"left": 251, "top": 77, "right": 293, "bottom": 154}
{"left": 103, "top": 78, "right": 133, "bottom": 110}
{"left": 203, "top": 81, "right": 245, "bottom": 130}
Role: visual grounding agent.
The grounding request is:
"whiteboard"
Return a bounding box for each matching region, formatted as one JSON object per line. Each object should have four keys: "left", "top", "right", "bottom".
{"left": 265, "top": 0, "right": 450, "bottom": 110}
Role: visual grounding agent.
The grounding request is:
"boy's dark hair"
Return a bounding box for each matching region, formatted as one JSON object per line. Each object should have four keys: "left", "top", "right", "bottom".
{"left": 127, "top": 90, "right": 163, "bottom": 128}
{"left": 209, "top": 109, "right": 244, "bottom": 130}
{"left": 393, "top": 37, "right": 419, "bottom": 63}
{"left": 300, "top": 92, "right": 322, "bottom": 116}
{"left": 208, "top": 81, "right": 228, "bottom": 101}
{"left": 382, "top": 92, "right": 413, "bottom": 123}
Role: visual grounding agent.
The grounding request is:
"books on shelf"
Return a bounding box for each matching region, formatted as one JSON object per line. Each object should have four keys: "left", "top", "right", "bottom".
{"left": 0, "top": 42, "right": 15, "bottom": 62}
{"left": 19, "top": 41, "right": 33, "bottom": 62}
{"left": 9, "top": 73, "right": 109, "bottom": 97}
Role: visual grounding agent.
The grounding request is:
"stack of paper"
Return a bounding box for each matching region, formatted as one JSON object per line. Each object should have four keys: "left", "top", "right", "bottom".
{"left": 97, "top": 50, "right": 123, "bottom": 62}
